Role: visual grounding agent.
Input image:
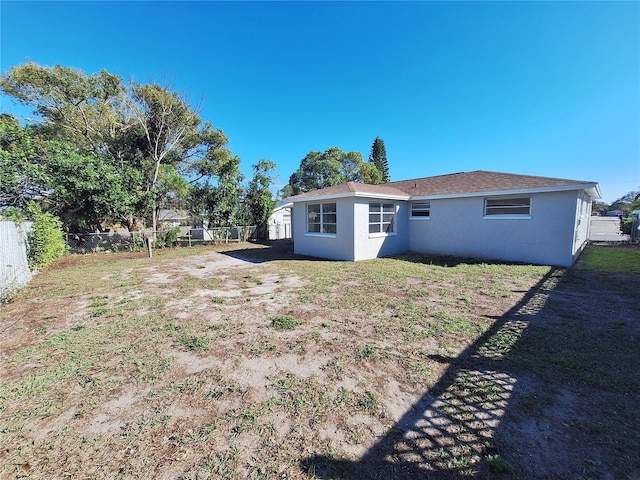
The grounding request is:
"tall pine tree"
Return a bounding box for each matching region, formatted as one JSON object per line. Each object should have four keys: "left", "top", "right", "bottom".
{"left": 368, "top": 136, "right": 390, "bottom": 183}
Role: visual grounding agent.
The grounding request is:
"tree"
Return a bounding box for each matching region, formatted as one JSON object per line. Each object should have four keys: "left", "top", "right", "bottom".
{"left": 285, "top": 147, "right": 382, "bottom": 195}
{"left": 368, "top": 136, "right": 389, "bottom": 183}
{"left": 0, "top": 114, "right": 48, "bottom": 209}
{"left": 611, "top": 189, "right": 640, "bottom": 213}
{"left": 591, "top": 201, "right": 608, "bottom": 216}
{"left": 42, "top": 141, "right": 144, "bottom": 231}
{"left": 190, "top": 154, "right": 244, "bottom": 228}
{"left": 1, "top": 62, "right": 240, "bottom": 232}
{"left": 244, "top": 159, "right": 277, "bottom": 240}
{"left": 127, "top": 82, "right": 201, "bottom": 235}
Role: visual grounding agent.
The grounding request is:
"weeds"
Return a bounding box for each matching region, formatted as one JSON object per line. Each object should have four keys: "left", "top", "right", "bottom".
{"left": 177, "top": 335, "right": 209, "bottom": 352}
{"left": 271, "top": 315, "right": 300, "bottom": 330}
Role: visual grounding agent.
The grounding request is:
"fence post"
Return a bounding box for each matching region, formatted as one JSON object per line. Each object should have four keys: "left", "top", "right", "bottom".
{"left": 147, "top": 237, "right": 153, "bottom": 258}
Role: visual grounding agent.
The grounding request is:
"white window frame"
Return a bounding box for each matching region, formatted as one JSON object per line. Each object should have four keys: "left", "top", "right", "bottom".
{"left": 369, "top": 202, "right": 396, "bottom": 236}
{"left": 410, "top": 202, "right": 431, "bottom": 219}
{"left": 306, "top": 202, "right": 337, "bottom": 236}
{"left": 484, "top": 197, "right": 532, "bottom": 219}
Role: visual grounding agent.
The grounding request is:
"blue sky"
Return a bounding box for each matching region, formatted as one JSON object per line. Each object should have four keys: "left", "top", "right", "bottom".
{"left": 1, "top": 1, "right": 638, "bottom": 203}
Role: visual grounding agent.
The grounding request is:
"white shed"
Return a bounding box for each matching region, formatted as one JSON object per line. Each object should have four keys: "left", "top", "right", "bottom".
{"left": 268, "top": 203, "right": 292, "bottom": 240}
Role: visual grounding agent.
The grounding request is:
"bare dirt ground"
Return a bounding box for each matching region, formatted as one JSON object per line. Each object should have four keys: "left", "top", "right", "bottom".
{"left": 1, "top": 242, "right": 638, "bottom": 479}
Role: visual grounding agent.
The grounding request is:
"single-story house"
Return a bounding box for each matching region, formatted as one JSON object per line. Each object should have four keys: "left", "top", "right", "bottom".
{"left": 158, "top": 209, "right": 192, "bottom": 228}
{"left": 286, "top": 170, "right": 601, "bottom": 267}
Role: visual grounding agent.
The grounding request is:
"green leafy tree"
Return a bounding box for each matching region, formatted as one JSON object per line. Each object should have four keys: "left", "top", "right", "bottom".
{"left": 244, "top": 159, "right": 277, "bottom": 240}
{"left": 286, "top": 147, "right": 382, "bottom": 195}
{"left": 0, "top": 114, "right": 49, "bottom": 208}
{"left": 190, "top": 155, "right": 244, "bottom": 228}
{"left": 591, "top": 201, "right": 608, "bottom": 216}
{"left": 1, "top": 62, "right": 240, "bottom": 232}
{"left": 368, "top": 136, "right": 389, "bottom": 183}
{"left": 611, "top": 190, "right": 640, "bottom": 214}
{"left": 127, "top": 82, "right": 201, "bottom": 234}
{"left": 42, "top": 141, "right": 144, "bottom": 231}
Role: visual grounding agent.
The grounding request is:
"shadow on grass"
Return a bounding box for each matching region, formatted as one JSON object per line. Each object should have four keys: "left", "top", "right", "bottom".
{"left": 303, "top": 264, "right": 640, "bottom": 479}
{"left": 219, "top": 240, "right": 337, "bottom": 264}
{"left": 390, "top": 251, "right": 534, "bottom": 268}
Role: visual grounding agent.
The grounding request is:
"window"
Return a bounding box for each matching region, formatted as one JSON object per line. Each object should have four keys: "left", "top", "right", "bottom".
{"left": 369, "top": 202, "right": 395, "bottom": 233}
{"left": 411, "top": 202, "right": 431, "bottom": 218}
{"left": 484, "top": 197, "right": 531, "bottom": 217}
{"left": 307, "top": 203, "right": 337, "bottom": 234}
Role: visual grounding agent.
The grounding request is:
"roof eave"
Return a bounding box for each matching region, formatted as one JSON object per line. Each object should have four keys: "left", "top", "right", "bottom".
{"left": 287, "top": 191, "right": 410, "bottom": 203}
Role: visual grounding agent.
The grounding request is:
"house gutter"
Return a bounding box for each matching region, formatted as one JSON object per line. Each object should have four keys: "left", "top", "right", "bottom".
{"left": 287, "top": 191, "right": 411, "bottom": 203}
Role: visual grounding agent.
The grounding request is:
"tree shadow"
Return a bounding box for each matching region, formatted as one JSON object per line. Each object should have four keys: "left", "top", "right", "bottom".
{"left": 302, "top": 265, "right": 640, "bottom": 479}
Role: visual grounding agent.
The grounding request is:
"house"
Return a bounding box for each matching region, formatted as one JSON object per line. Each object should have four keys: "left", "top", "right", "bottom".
{"left": 268, "top": 202, "right": 293, "bottom": 240}
{"left": 286, "top": 170, "right": 601, "bottom": 267}
{"left": 157, "top": 209, "right": 192, "bottom": 228}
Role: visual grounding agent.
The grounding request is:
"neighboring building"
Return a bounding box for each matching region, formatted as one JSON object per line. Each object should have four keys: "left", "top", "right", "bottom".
{"left": 286, "top": 170, "right": 601, "bottom": 267}
{"left": 157, "top": 209, "right": 192, "bottom": 228}
{"left": 268, "top": 203, "right": 293, "bottom": 240}
{"left": 605, "top": 210, "right": 624, "bottom": 217}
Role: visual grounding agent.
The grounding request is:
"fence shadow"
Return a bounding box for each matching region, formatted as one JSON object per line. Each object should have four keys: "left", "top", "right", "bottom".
{"left": 303, "top": 268, "right": 580, "bottom": 479}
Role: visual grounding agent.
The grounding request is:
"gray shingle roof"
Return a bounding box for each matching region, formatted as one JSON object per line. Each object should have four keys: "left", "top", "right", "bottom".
{"left": 287, "top": 170, "right": 600, "bottom": 201}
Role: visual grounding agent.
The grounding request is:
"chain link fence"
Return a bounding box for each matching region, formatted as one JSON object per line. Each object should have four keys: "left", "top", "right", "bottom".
{"left": 65, "top": 226, "right": 257, "bottom": 253}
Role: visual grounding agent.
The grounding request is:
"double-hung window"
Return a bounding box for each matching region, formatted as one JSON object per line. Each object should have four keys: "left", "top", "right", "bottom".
{"left": 484, "top": 197, "right": 531, "bottom": 217}
{"left": 369, "top": 202, "right": 395, "bottom": 234}
{"left": 411, "top": 202, "right": 431, "bottom": 218}
{"left": 307, "top": 203, "right": 337, "bottom": 234}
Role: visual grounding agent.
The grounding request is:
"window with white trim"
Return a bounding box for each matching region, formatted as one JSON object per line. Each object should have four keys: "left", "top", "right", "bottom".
{"left": 411, "top": 202, "right": 431, "bottom": 218}
{"left": 307, "top": 203, "right": 337, "bottom": 234}
{"left": 369, "top": 202, "right": 395, "bottom": 233}
{"left": 484, "top": 197, "right": 531, "bottom": 216}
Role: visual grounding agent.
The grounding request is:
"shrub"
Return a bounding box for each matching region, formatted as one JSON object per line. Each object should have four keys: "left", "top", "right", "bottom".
{"left": 26, "top": 203, "right": 67, "bottom": 270}
{"left": 620, "top": 216, "right": 633, "bottom": 235}
{"left": 154, "top": 226, "right": 181, "bottom": 249}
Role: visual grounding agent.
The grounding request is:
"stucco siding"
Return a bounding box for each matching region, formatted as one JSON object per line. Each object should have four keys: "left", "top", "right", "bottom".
{"left": 292, "top": 198, "right": 355, "bottom": 261}
{"left": 353, "top": 199, "right": 410, "bottom": 261}
{"left": 408, "top": 191, "right": 580, "bottom": 266}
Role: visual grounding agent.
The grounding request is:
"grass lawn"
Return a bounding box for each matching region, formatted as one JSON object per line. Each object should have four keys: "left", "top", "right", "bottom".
{"left": 0, "top": 242, "right": 638, "bottom": 479}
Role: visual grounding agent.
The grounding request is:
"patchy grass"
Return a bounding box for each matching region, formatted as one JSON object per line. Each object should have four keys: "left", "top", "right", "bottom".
{"left": 271, "top": 315, "right": 301, "bottom": 330}
{"left": 579, "top": 244, "right": 640, "bottom": 274}
{"left": 0, "top": 243, "right": 637, "bottom": 479}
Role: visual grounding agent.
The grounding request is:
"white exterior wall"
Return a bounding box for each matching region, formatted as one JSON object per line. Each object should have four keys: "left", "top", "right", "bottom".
{"left": 352, "top": 198, "right": 410, "bottom": 261}
{"left": 292, "top": 198, "right": 355, "bottom": 261}
{"left": 408, "top": 190, "right": 582, "bottom": 267}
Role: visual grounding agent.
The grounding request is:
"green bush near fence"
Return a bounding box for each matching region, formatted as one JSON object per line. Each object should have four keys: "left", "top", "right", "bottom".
{"left": 620, "top": 216, "right": 633, "bottom": 235}
{"left": 26, "top": 203, "right": 67, "bottom": 270}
